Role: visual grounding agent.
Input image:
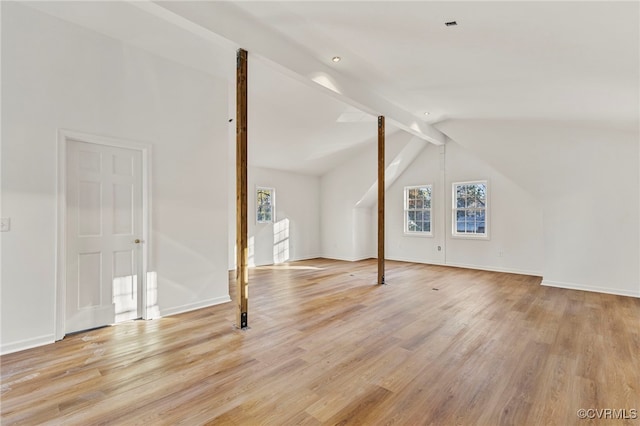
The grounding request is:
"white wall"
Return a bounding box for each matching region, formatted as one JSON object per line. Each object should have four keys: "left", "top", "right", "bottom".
{"left": 227, "top": 166, "right": 321, "bottom": 269}
{"left": 320, "top": 131, "right": 410, "bottom": 261}
{"left": 320, "top": 142, "right": 375, "bottom": 261}
{"left": 540, "top": 126, "right": 638, "bottom": 296}
{"left": 437, "top": 119, "right": 640, "bottom": 297}
{"left": 1, "top": 3, "right": 230, "bottom": 353}
{"left": 384, "top": 140, "right": 544, "bottom": 276}
{"left": 443, "top": 140, "right": 544, "bottom": 275}
{"left": 321, "top": 128, "right": 544, "bottom": 276}
{"left": 385, "top": 144, "right": 446, "bottom": 265}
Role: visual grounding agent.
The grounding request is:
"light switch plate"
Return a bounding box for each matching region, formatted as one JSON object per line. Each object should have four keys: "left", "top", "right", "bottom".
{"left": 1, "top": 218, "right": 10, "bottom": 232}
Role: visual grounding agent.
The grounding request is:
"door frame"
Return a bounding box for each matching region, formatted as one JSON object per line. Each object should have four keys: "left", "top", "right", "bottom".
{"left": 55, "top": 129, "right": 152, "bottom": 341}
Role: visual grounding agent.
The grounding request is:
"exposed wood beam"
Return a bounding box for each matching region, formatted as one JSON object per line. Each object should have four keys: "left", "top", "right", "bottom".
{"left": 236, "top": 48, "right": 249, "bottom": 329}
{"left": 378, "top": 116, "right": 385, "bottom": 285}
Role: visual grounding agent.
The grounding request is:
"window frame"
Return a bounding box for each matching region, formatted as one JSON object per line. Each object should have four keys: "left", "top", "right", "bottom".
{"left": 256, "top": 186, "right": 275, "bottom": 224}
{"left": 451, "top": 180, "right": 489, "bottom": 239}
{"left": 403, "top": 184, "right": 433, "bottom": 237}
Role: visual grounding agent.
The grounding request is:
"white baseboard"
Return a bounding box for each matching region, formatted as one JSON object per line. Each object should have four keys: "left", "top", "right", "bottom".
{"left": 387, "top": 255, "right": 443, "bottom": 265}
{"left": 541, "top": 280, "right": 640, "bottom": 298}
{"left": 161, "top": 295, "right": 232, "bottom": 318}
{"left": 320, "top": 255, "right": 373, "bottom": 262}
{"left": 290, "top": 254, "right": 324, "bottom": 262}
{"left": 387, "top": 256, "right": 542, "bottom": 277}
{"left": 1, "top": 297, "right": 233, "bottom": 354}
{"left": 1, "top": 334, "right": 55, "bottom": 356}
{"left": 265, "top": 254, "right": 324, "bottom": 265}
{"left": 444, "top": 261, "right": 542, "bottom": 277}
{"left": 228, "top": 254, "right": 325, "bottom": 271}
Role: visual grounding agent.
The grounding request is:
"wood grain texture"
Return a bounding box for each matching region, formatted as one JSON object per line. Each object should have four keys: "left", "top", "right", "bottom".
{"left": 1, "top": 259, "right": 638, "bottom": 425}
{"left": 377, "top": 115, "right": 385, "bottom": 285}
{"left": 236, "top": 48, "right": 249, "bottom": 328}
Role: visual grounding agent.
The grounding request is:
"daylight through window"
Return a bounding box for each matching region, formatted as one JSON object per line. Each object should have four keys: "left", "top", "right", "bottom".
{"left": 404, "top": 185, "right": 432, "bottom": 235}
{"left": 452, "top": 181, "right": 488, "bottom": 237}
{"left": 257, "top": 187, "right": 275, "bottom": 223}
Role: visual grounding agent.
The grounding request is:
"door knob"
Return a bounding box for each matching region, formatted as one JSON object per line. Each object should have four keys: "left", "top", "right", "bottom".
{"left": 134, "top": 239, "right": 141, "bottom": 244}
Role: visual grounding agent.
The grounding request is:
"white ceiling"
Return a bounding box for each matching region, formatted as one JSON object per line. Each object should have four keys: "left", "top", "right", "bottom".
{"left": 232, "top": 1, "right": 638, "bottom": 125}
{"left": 248, "top": 59, "right": 400, "bottom": 175}
{"left": 22, "top": 1, "right": 640, "bottom": 175}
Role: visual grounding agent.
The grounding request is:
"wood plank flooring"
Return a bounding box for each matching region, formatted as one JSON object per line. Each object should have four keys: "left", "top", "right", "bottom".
{"left": 1, "top": 259, "right": 639, "bottom": 425}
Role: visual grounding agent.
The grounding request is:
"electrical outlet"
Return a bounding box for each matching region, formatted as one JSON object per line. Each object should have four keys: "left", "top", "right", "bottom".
{"left": 0, "top": 218, "right": 10, "bottom": 232}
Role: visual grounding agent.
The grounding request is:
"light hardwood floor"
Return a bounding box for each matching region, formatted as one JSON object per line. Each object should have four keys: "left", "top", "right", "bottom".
{"left": 1, "top": 259, "right": 639, "bottom": 425}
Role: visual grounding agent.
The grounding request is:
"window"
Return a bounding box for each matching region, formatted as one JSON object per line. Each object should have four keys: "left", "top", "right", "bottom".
{"left": 404, "top": 185, "right": 432, "bottom": 235}
{"left": 452, "top": 181, "right": 488, "bottom": 238}
{"left": 256, "top": 187, "right": 275, "bottom": 223}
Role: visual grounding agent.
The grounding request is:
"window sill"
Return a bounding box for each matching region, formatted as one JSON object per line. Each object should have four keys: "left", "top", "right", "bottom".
{"left": 403, "top": 232, "right": 434, "bottom": 238}
{"left": 451, "top": 233, "right": 490, "bottom": 241}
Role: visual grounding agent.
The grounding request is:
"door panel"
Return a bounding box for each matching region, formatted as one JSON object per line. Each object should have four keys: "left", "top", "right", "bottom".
{"left": 112, "top": 153, "right": 133, "bottom": 176}
{"left": 113, "top": 183, "right": 133, "bottom": 235}
{"left": 110, "top": 148, "right": 142, "bottom": 322}
{"left": 77, "top": 252, "right": 102, "bottom": 308}
{"left": 78, "top": 180, "right": 102, "bottom": 236}
{"left": 66, "top": 140, "right": 142, "bottom": 333}
{"left": 113, "top": 249, "right": 137, "bottom": 322}
{"left": 79, "top": 149, "right": 101, "bottom": 172}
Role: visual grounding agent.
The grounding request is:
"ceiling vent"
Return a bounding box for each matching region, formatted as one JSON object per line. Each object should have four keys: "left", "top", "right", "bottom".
{"left": 445, "top": 21, "right": 458, "bottom": 27}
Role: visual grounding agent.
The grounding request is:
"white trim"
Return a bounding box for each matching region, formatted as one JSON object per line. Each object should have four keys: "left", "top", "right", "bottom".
{"left": 228, "top": 254, "right": 323, "bottom": 271}
{"left": 451, "top": 179, "right": 489, "bottom": 240}
{"left": 402, "top": 233, "right": 435, "bottom": 239}
{"left": 249, "top": 254, "right": 324, "bottom": 269}
{"left": 443, "top": 261, "right": 542, "bottom": 277}
{"left": 55, "top": 129, "right": 153, "bottom": 341}
{"left": 141, "top": 142, "right": 153, "bottom": 320}
{"left": 256, "top": 186, "right": 276, "bottom": 224}
{"left": 1, "top": 334, "right": 55, "bottom": 356}
{"left": 320, "top": 255, "right": 373, "bottom": 262}
{"left": 285, "top": 254, "right": 323, "bottom": 262}
{"left": 161, "top": 296, "right": 231, "bottom": 318}
{"left": 386, "top": 255, "right": 444, "bottom": 265}
{"left": 403, "top": 184, "right": 433, "bottom": 237}
{"left": 55, "top": 133, "right": 68, "bottom": 341}
{"left": 450, "top": 234, "right": 491, "bottom": 240}
{"left": 386, "top": 256, "right": 543, "bottom": 277}
{"left": 541, "top": 280, "right": 640, "bottom": 298}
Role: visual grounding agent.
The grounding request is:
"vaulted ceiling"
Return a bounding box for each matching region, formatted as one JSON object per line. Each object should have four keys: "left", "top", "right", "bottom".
{"left": 23, "top": 1, "right": 640, "bottom": 175}
{"left": 233, "top": 1, "right": 638, "bottom": 124}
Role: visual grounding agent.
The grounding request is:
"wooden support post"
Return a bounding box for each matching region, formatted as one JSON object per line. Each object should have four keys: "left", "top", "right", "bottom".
{"left": 378, "top": 116, "right": 385, "bottom": 285}
{"left": 236, "top": 48, "right": 249, "bottom": 328}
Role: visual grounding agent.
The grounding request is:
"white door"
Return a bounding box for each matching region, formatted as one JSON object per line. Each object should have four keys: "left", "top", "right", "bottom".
{"left": 66, "top": 139, "right": 143, "bottom": 333}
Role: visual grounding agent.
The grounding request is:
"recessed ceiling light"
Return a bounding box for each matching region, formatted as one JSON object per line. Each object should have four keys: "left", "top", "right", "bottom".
{"left": 332, "top": 56, "right": 341, "bottom": 63}
{"left": 424, "top": 112, "right": 431, "bottom": 116}
{"left": 445, "top": 21, "right": 458, "bottom": 27}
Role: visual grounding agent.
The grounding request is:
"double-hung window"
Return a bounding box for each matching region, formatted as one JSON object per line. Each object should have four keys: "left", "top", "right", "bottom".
{"left": 452, "top": 181, "right": 488, "bottom": 238}
{"left": 404, "top": 185, "right": 432, "bottom": 235}
{"left": 256, "top": 187, "right": 275, "bottom": 223}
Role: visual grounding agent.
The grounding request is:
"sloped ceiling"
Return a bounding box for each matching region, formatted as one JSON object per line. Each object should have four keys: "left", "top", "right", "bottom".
{"left": 229, "top": 1, "right": 638, "bottom": 126}
{"left": 20, "top": 1, "right": 640, "bottom": 175}
{"left": 247, "top": 59, "right": 402, "bottom": 175}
